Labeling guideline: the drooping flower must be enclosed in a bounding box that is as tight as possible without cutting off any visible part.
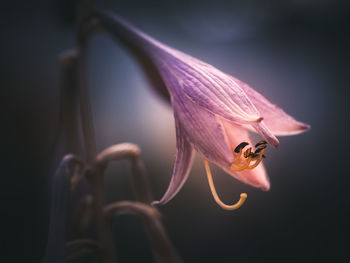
[96,11,310,209]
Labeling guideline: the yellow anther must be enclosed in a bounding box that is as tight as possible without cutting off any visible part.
[247,148,266,170]
[229,141,267,171]
[204,159,247,210]
[229,155,252,171]
[244,147,251,158]
[232,148,243,162]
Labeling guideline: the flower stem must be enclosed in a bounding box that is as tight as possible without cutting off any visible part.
[76,1,117,262]
[96,143,153,203]
[87,167,117,263]
[104,201,181,263]
[57,50,82,155]
[77,35,97,163]
[77,41,117,262]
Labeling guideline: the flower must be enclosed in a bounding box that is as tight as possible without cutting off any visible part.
[96,11,310,209]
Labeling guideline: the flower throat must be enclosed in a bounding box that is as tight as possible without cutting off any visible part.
[204,140,267,210]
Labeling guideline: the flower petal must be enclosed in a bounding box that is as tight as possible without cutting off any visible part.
[152,114,195,205]
[97,11,263,124]
[223,162,270,191]
[252,121,279,147]
[155,54,263,124]
[220,119,270,190]
[172,92,233,167]
[233,77,310,136]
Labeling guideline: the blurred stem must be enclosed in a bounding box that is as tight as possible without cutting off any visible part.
[57,50,82,155]
[65,239,100,261]
[105,201,180,263]
[44,155,83,263]
[96,143,153,203]
[86,167,117,263]
[130,156,153,203]
[77,31,97,163]
[73,195,94,235]
[76,1,117,262]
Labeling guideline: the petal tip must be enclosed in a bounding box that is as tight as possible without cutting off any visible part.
[261,183,270,191]
[259,176,270,191]
[299,123,311,132]
[277,122,311,136]
[269,137,280,148]
[151,200,160,206]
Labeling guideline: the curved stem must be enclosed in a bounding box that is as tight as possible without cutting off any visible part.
[104,201,180,263]
[96,143,153,203]
[204,159,247,210]
[65,239,100,262]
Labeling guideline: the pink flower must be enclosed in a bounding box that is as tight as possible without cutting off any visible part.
[97,11,310,209]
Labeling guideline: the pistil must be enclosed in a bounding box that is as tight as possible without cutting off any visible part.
[204,159,247,210]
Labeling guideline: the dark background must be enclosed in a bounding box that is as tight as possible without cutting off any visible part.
[1,0,350,262]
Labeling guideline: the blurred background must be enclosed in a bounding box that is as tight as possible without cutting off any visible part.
[1,0,350,262]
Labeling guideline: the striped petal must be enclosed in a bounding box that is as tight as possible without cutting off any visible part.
[97,11,263,125]
[172,94,233,168]
[152,113,195,205]
[232,77,310,136]
[153,53,263,124]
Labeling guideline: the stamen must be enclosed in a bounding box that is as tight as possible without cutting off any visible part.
[230,155,252,171]
[234,142,249,153]
[247,148,266,170]
[255,140,267,148]
[233,148,243,162]
[230,140,268,171]
[254,146,266,155]
[232,142,250,165]
[204,159,247,210]
[244,147,252,158]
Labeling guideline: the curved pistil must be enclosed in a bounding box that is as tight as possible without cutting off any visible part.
[204,159,247,210]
